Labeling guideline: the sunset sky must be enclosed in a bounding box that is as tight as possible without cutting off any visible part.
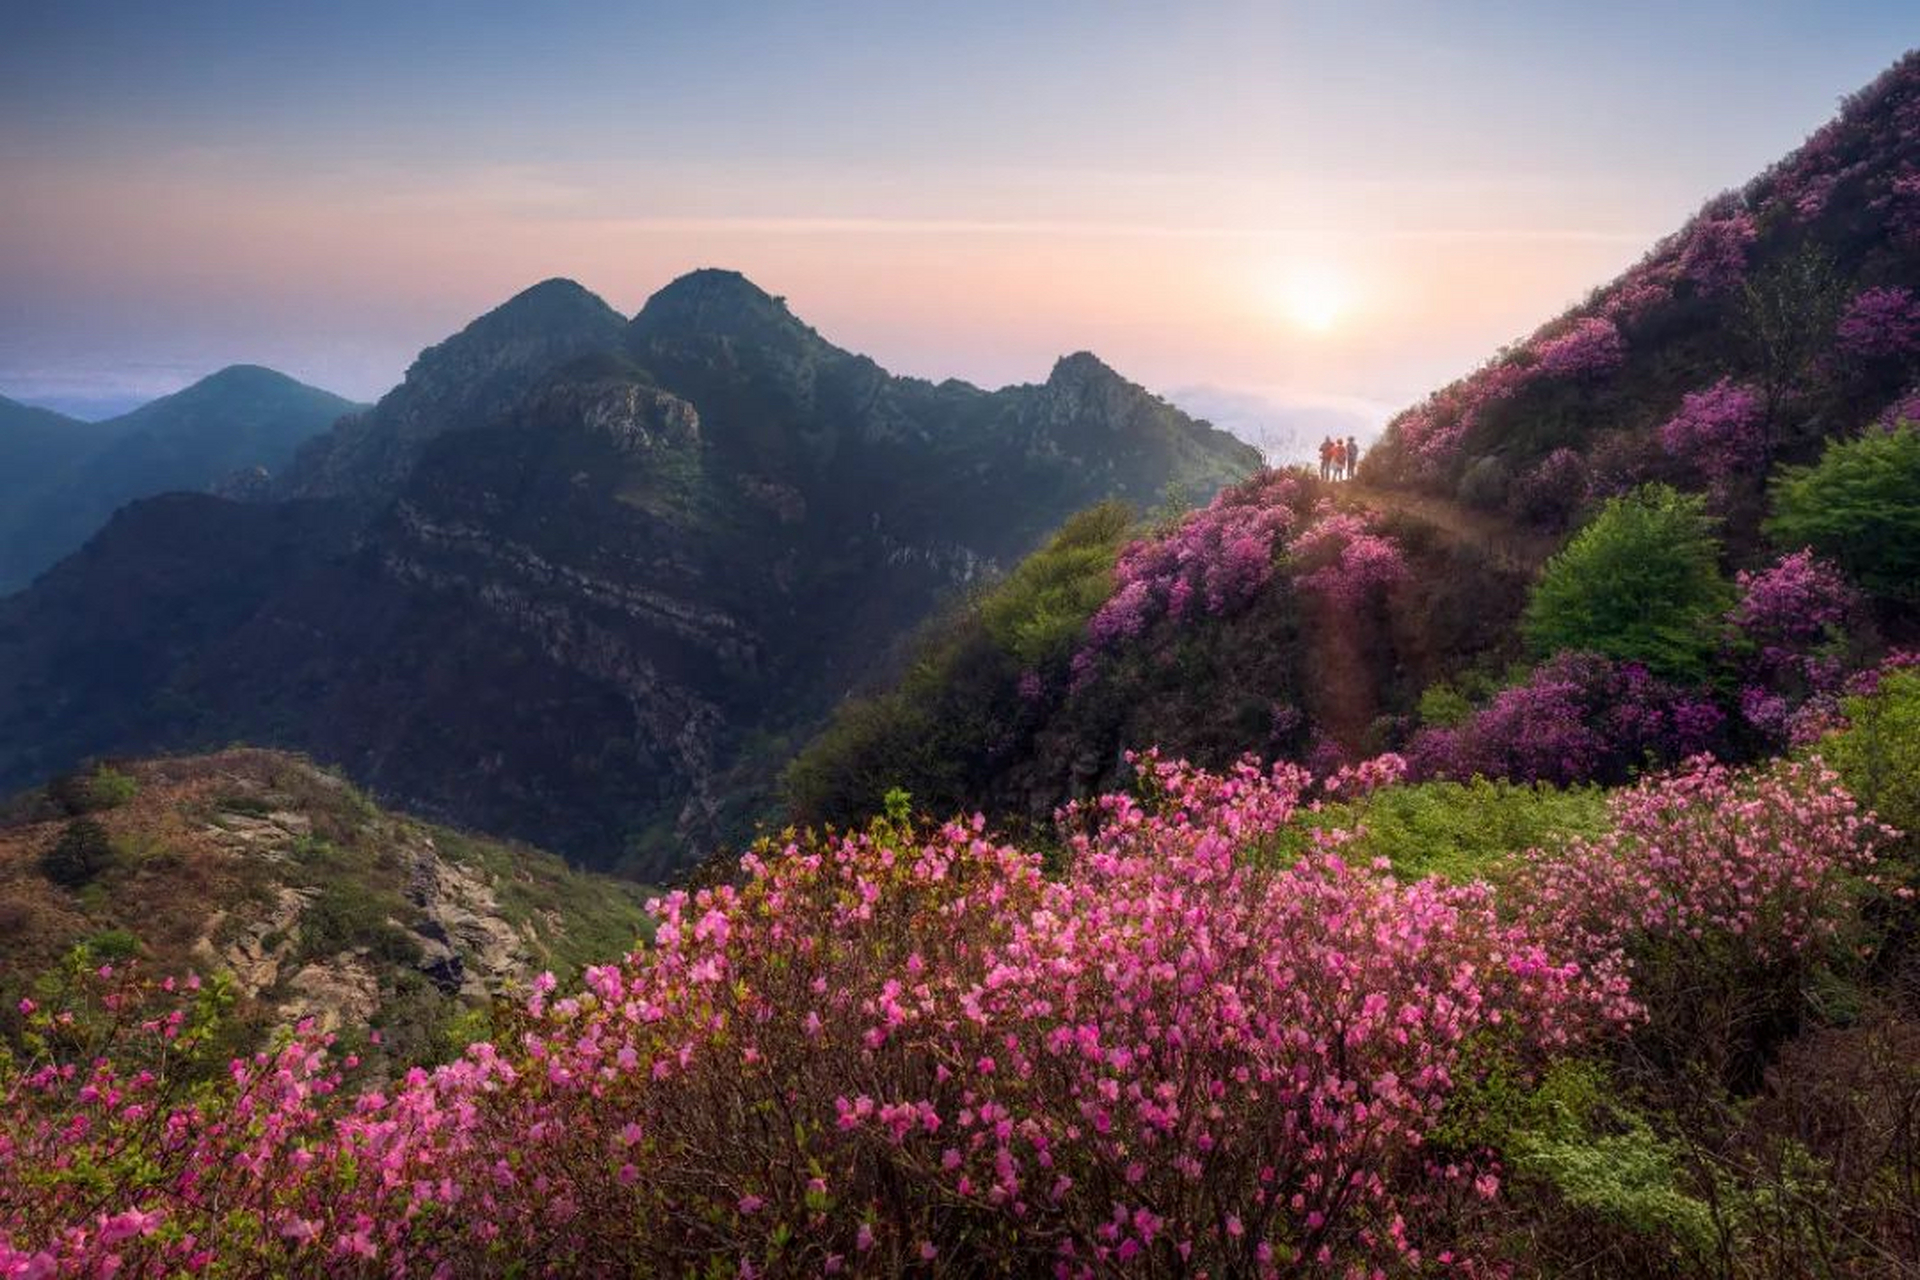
[2,1,1913,446]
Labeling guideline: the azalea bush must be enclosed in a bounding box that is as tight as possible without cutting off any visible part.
[4,754,1633,1278]
[1725,548,1860,741]
[1405,651,1723,788]
[1834,284,1920,361]
[1285,507,1410,607]
[1533,316,1626,381]
[1656,377,1767,490]
[1515,754,1896,1083]
[1083,470,1307,652]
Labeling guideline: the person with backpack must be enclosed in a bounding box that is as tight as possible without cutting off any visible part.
[1318,436,1333,481]
[1345,435,1360,480]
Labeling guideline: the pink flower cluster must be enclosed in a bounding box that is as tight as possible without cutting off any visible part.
[1835,285,1920,361]
[1389,328,1621,474]
[1675,212,1759,294]
[1286,507,1410,607]
[2,755,1634,1278]
[1657,377,1767,486]
[1730,550,1856,675]
[1372,51,1920,485]
[1532,316,1626,381]
[1518,755,1892,972]
[1084,470,1308,650]
[1877,385,1920,431]
[1406,651,1723,787]
[1726,550,1858,742]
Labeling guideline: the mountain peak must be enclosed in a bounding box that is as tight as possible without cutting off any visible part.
[630,268,822,349]
[468,278,623,338]
[1047,351,1124,387]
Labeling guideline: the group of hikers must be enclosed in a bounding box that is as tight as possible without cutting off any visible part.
[1319,435,1361,482]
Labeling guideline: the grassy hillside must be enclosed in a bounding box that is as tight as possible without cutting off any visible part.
[0,748,653,1065]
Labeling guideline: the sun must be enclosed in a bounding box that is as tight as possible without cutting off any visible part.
[1275,263,1354,334]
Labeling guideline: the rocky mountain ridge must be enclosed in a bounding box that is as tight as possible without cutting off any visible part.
[0,749,653,1060]
[0,270,1261,877]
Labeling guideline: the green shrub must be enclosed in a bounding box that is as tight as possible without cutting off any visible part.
[1449,1059,1720,1272]
[1818,667,1920,839]
[86,767,137,808]
[978,502,1132,667]
[1522,484,1733,680]
[39,818,117,889]
[1766,424,1920,602]
[47,765,138,815]
[788,503,1135,828]
[79,928,143,963]
[1415,681,1474,728]
[296,882,419,965]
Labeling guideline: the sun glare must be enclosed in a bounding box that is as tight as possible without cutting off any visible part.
[1275,263,1354,334]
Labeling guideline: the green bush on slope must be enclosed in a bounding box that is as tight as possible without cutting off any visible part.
[1766,423,1920,603]
[785,503,1135,828]
[1818,665,1920,840]
[1522,484,1733,681]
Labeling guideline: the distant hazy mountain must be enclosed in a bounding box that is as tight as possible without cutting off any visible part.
[0,366,360,592]
[0,395,117,530]
[0,270,1261,876]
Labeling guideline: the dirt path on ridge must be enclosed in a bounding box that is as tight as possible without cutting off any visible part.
[1343,484,1562,575]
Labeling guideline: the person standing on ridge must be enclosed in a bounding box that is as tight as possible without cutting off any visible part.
[1318,436,1333,481]
[1331,437,1347,481]
[1345,435,1360,480]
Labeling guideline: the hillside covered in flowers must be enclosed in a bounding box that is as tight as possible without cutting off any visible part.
[5,46,1920,1280]
[786,52,1920,838]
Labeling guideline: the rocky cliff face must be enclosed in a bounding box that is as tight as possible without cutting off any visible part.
[0,269,1261,877]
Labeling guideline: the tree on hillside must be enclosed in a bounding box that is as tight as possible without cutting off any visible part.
[1736,246,1845,457]
[1522,485,1733,681]
[1766,423,1920,602]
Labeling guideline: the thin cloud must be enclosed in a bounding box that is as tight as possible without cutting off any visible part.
[572,214,1652,246]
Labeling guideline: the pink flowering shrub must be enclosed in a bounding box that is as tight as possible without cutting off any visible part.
[1726,550,1859,741]
[1657,377,1767,486]
[1405,652,1723,787]
[1286,507,1409,607]
[1675,212,1758,294]
[1514,755,1896,1079]
[1083,470,1307,652]
[1532,316,1626,381]
[1520,755,1888,969]
[1877,385,1920,431]
[1,756,1632,1278]
[1834,285,1920,361]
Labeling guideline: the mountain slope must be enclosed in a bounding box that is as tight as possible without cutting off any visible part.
[0,748,652,1063]
[0,396,123,563]
[0,271,1260,876]
[785,49,1920,833]
[279,278,629,505]
[1363,51,1920,529]
[0,367,359,592]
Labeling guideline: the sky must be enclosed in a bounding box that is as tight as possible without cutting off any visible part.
[1,2,1914,447]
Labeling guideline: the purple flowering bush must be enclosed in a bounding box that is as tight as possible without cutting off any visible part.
[1405,652,1723,787]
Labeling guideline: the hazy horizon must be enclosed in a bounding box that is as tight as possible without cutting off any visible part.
[4,1,1914,451]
